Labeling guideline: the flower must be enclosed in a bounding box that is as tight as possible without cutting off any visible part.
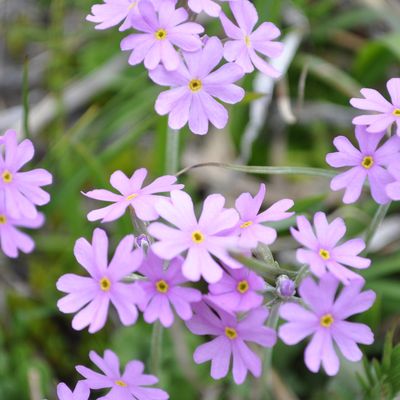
[186,300,276,384]
[386,160,400,200]
[220,0,283,77]
[234,183,294,248]
[0,129,52,219]
[76,350,169,399]
[187,0,229,17]
[57,228,144,333]
[0,200,44,258]
[83,168,183,223]
[326,126,400,204]
[207,266,265,312]
[148,190,241,283]
[135,250,202,327]
[86,0,140,31]
[290,212,370,284]
[121,0,204,71]
[279,274,375,376]
[149,36,245,135]
[57,381,90,400]
[350,78,400,136]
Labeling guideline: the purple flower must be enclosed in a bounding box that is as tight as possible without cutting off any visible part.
[234,183,294,248]
[121,0,204,71]
[0,129,52,219]
[148,190,241,283]
[350,78,400,136]
[386,160,400,200]
[149,36,245,135]
[76,350,169,399]
[135,250,202,327]
[57,381,89,400]
[220,0,283,77]
[186,300,276,384]
[0,200,44,258]
[57,228,144,333]
[83,168,183,223]
[279,274,375,376]
[86,0,141,31]
[326,126,400,204]
[290,212,370,284]
[207,267,265,312]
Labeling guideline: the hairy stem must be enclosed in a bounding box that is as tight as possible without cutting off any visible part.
[150,321,164,375]
[364,202,391,252]
[165,128,180,175]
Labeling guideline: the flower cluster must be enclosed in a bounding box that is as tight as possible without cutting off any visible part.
[86,0,283,134]
[0,129,52,258]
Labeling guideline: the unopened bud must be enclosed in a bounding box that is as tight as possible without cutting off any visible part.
[136,234,149,250]
[276,275,295,298]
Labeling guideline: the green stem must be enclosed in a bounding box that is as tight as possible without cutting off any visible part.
[176,162,336,179]
[150,321,164,375]
[165,128,180,174]
[22,57,30,139]
[364,203,391,252]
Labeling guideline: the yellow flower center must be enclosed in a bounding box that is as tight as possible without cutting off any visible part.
[1,170,13,183]
[244,35,251,47]
[236,280,249,294]
[188,79,202,93]
[126,193,138,201]
[99,277,111,292]
[240,220,253,229]
[225,327,238,340]
[155,279,169,293]
[155,29,167,40]
[393,108,400,117]
[319,248,330,260]
[115,380,128,387]
[191,230,205,244]
[0,215,7,224]
[320,313,334,328]
[361,156,374,169]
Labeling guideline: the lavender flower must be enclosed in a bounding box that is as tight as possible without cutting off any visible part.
[235,183,294,248]
[135,250,202,327]
[207,267,265,312]
[350,78,400,135]
[0,129,52,219]
[57,382,89,400]
[220,0,283,77]
[149,36,245,135]
[83,168,183,222]
[148,190,241,283]
[186,301,276,384]
[326,126,400,204]
[57,229,144,333]
[121,0,204,71]
[279,274,375,376]
[290,212,370,284]
[76,350,169,399]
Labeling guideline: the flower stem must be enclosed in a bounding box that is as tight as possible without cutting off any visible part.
[364,202,391,252]
[165,128,180,175]
[150,321,164,375]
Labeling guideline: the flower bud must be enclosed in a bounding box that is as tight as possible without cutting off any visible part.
[276,275,295,298]
[135,234,149,250]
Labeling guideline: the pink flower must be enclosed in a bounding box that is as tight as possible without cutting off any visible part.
[350,78,400,136]
[186,300,276,384]
[234,183,294,248]
[290,212,370,284]
[76,350,169,399]
[207,266,265,312]
[135,250,202,327]
[0,200,44,258]
[121,0,204,71]
[83,168,183,223]
[386,160,400,200]
[0,129,52,219]
[220,0,283,77]
[86,0,140,31]
[56,229,144,333]
[326,126,400,204]
[279,274,375,376]
[57,381,89,400]
[148,190,241,283]
[149,36,245,135]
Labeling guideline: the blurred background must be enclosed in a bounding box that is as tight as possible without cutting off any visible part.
[1,0,400,398]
